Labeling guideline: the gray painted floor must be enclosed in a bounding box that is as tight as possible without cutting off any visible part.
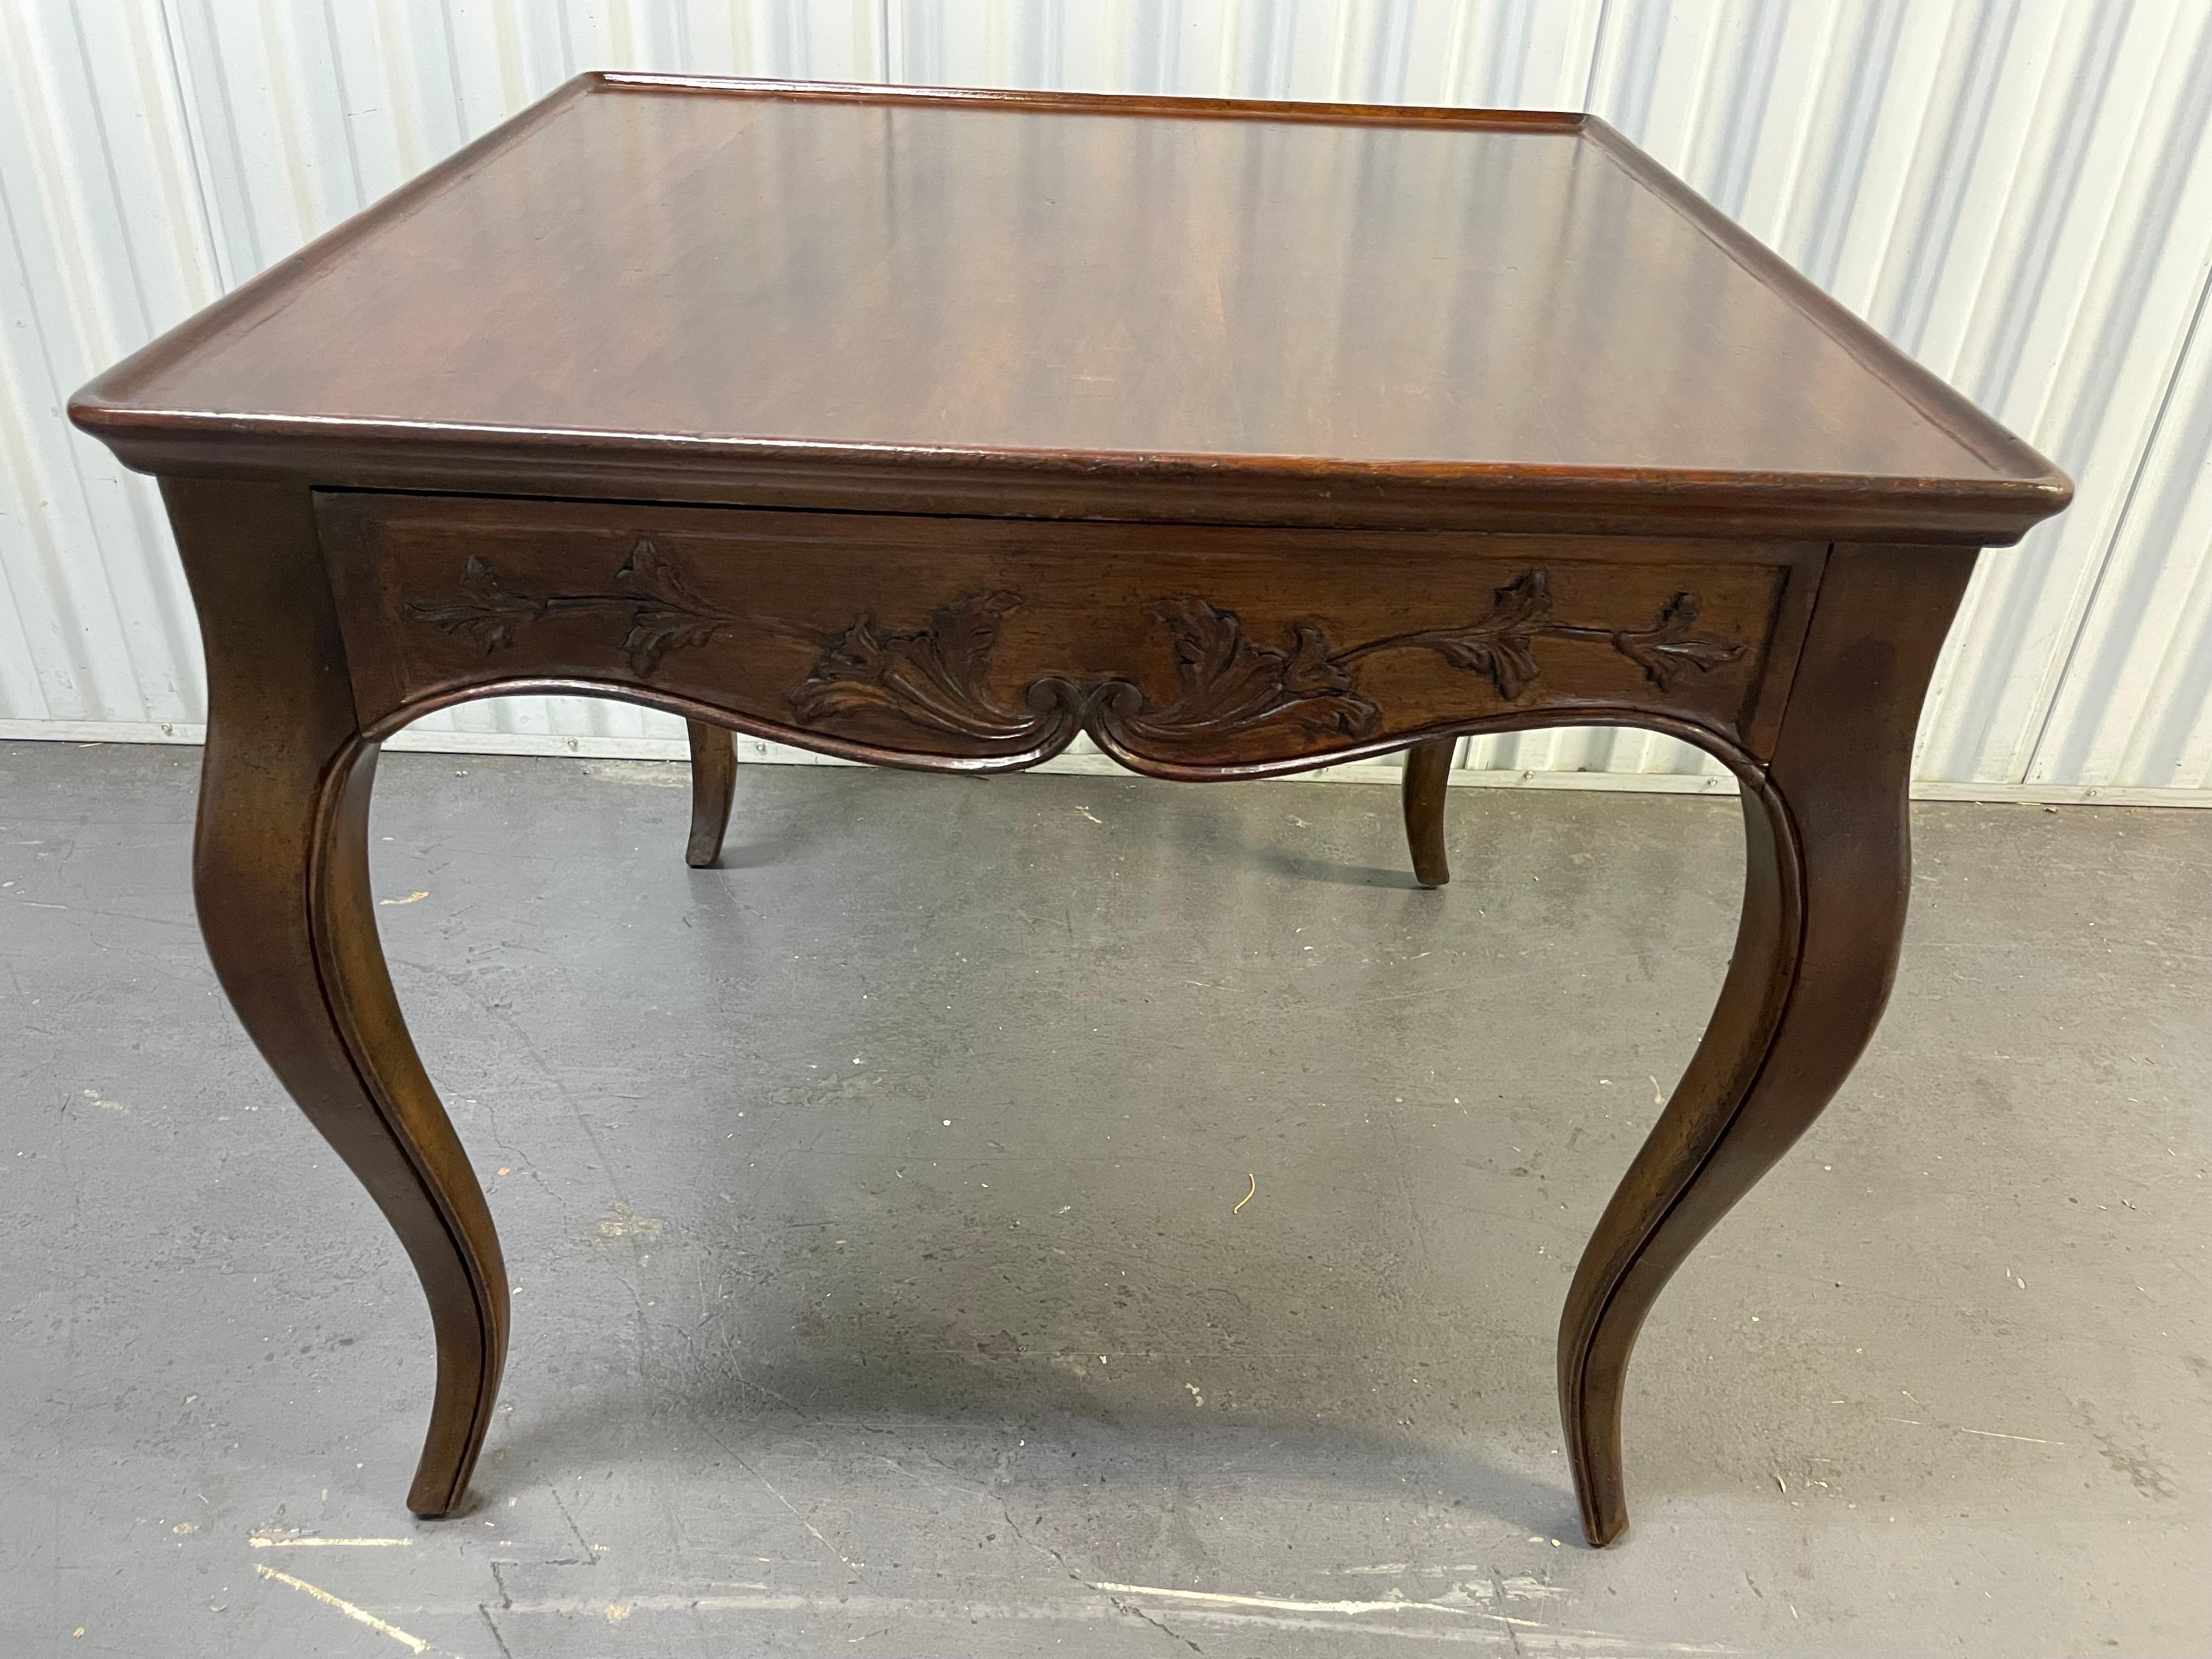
[2,740,2207,1658]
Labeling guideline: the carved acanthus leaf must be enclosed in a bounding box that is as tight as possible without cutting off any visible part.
[1408,569,1553,701]
[610,542,735,677]
[404,548,1747,757]
[782,570,1743,752]
[1121,598,1380,742]
[1610,591,1745,691]
[786,590,1043,742]
[402,541,737,676]
[402,555,545,654]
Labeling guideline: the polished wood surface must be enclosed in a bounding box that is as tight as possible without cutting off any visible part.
[1401,739,1456,888]
[1557,544,1974,1543]
[683,721,737,867]
[70,74,2073,1548]
[317,492,1819,776]
[162,477,506,1515]
[74,77,2065,541]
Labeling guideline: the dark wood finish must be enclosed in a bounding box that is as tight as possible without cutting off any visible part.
[1556,544,1974,1545]
[72,78,2066,543]
[315,492,1815,778]
[684,720,736,867]
[69,75,2073,1546]
[162,476,506,1516]
[1402,738,1455,887]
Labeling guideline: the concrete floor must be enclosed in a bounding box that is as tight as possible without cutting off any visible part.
[2,740,2207,1658]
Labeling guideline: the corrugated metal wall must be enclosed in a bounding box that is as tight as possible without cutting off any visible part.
[5,0,2208,801]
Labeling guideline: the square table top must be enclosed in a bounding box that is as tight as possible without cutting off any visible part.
[74,74,2068,543]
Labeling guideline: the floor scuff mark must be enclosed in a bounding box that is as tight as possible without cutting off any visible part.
[255,1564,430,1653]
[249,1534,415,1549]
[498,1587,1736,1649]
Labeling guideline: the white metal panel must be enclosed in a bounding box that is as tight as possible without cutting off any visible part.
[888,0,1602,107]
[1577,0,2212,793]
[1911,0,2212,787]
[0,0,216,727]
[3,0,2208,800]
[2028,281,2212,792]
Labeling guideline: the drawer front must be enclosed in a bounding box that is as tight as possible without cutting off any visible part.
[317,492,1822,773]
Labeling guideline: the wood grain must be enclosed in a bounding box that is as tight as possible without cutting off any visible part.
[1402,738,1456,888]
[71,76,2066,544]
[319,493,1817,775]
[1556,544,1975,1545]
[164,477,506,1516]
[684,720,737,868]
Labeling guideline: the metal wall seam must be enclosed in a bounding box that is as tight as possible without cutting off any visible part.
[2027,263,2212,791]
[2,0,215,726]
[2,0,2207,798]
[1915,0,2212,787]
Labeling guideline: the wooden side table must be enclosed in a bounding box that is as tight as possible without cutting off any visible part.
[70,75,2069,1545]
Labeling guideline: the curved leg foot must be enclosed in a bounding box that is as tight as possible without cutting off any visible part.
[168,479,508,1516]
[685,720,737,868]
[1556,545,1976,1546]
[1402,737,1455,887]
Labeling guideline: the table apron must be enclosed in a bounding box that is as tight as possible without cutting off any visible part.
[314,490,1826,776]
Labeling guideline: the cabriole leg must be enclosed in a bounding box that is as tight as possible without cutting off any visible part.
[167,478,508,1516]
[684,720,737,868]
[1556,545,1976,1545]
[1402,736,1455,887]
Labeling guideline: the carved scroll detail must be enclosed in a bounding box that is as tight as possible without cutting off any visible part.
[1114,599,1379,743]
[402,541,738,677]
[402,549,1746,754]
[1330,569,1744,700]
[782,591,1045,743]
[787,568,1745,748]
